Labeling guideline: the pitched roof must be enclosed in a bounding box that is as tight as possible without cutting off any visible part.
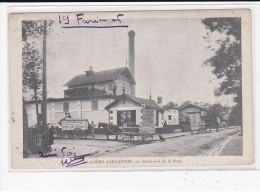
[178,103,208,111]
[105,94,164,111]
[130,96,163,110]
[64,67,136,87]
[24,94,119,104]
[163,105,178,109]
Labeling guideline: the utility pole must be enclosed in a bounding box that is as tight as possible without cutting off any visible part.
[42,20,47,131]
[42,20,50,151]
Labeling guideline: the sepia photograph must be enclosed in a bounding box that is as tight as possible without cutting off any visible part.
[9,9,253,169]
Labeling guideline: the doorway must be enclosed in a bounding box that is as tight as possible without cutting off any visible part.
[117,110,136,127]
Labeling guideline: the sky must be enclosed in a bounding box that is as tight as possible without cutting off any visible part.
[33,17,234,106]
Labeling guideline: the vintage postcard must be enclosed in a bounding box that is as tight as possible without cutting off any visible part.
[9,9,253,170]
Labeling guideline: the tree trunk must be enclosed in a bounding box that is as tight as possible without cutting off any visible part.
[32,67,40,128]
[34,87,40,128]
[23,98,29,129]
[42,20,47,132]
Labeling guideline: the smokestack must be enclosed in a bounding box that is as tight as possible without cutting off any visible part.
[157,96,163,107]
[128,30,135,96]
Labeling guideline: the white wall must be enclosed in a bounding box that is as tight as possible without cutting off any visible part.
[82,110,109,125]
[163,109,179,125]
[25,98,115,127]
[158,111,164,128]
[108,98,141,125]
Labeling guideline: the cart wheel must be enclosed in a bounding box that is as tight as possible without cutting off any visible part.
[73,133,81,139]
[59,132,65,139]
[68,132,73,139]
[140,136,146,143]
[73,128,82,139]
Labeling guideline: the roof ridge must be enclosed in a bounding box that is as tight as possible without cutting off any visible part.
[72,67,127,77]
[64,67,130,87]
[93,66,127,74]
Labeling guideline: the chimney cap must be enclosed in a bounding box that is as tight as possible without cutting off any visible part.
[157,96,163,106]
[128,30,135,37]
[85,66,94,76]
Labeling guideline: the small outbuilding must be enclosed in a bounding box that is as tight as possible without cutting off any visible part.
[105,94,164,129]
[179,103,208,131]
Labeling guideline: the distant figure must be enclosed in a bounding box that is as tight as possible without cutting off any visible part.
[125,116,134,127]
[49,127,54,145]
[216,117,220,132]
[163,121,167,127]
[89,121,96,138]
[159,134,165,142]
[64,112,72,118]
[216,121,220,132]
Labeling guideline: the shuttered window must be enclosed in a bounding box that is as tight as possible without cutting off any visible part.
[63,102,69,112]
[92,100,98,110]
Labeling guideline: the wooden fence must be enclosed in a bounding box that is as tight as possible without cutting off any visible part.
[23,128,50,158]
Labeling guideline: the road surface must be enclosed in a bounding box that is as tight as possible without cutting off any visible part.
[50,126,242,158]
[96,126,242,157]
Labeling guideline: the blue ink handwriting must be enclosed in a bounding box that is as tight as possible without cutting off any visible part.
[60,147,87,168]
[59,13,128,29]
[38,150,58,158]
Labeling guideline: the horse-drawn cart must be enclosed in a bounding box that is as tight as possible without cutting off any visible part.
[56,118,91,139]
[119,125,155,143]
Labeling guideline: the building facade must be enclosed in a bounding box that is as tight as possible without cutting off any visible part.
[179,103,208,130]
[163,107,179,126]
[64,67,136,98]
[24,30,167,130]
[25,95,117,127]
[105,94,164,128]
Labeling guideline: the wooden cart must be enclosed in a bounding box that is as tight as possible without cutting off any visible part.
[56,118,90,139]
[119,125,155,143]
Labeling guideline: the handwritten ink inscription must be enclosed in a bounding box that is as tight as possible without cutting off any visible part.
[60,147,87,168]
[59,13,128,29]
[38,147,87,168]
[38,150,58,158]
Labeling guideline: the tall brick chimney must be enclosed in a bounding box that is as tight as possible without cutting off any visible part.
[128,30,136,96]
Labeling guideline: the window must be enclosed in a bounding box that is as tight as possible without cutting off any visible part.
[92,100,98,110]
[201,111,206,116]
[63,102,69,112]
[110,110,113,114]
[168,115,172,120]
[108,83,113,91]
[110,116,113,120]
